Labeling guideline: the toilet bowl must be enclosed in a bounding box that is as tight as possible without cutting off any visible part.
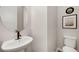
[63,46,77,52]
[62,36,77,52]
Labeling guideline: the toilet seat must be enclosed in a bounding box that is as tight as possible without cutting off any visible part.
[63,46,77,52]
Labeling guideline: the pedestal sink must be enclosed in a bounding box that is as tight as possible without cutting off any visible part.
[1,36,33,52]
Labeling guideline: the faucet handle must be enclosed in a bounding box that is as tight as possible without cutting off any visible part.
[15,30,19,33]
[15,30,21,40]
[15,30,21,36]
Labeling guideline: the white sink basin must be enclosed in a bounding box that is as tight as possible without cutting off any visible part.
[1,36,33,52]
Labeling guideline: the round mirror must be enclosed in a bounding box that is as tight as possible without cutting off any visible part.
[66,7,74,14]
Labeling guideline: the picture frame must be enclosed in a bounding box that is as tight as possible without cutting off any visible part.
[62,14,77,29]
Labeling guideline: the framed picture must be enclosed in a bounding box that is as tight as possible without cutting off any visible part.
[62,14,77,29]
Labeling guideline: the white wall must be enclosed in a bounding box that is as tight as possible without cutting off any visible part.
[31,6,47,52]
[21,7,32,36]
[31,6,57,52]
[47,6,57,52]
[57,6,79,51]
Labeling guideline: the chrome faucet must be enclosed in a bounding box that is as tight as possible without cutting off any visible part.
[16,30,21,40]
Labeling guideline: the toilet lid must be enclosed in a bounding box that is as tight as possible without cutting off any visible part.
[63,46,77,52]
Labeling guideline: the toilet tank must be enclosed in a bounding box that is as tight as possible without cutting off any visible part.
[64,36,76,48]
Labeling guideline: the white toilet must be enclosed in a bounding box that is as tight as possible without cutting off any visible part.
[63,36,77,52]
